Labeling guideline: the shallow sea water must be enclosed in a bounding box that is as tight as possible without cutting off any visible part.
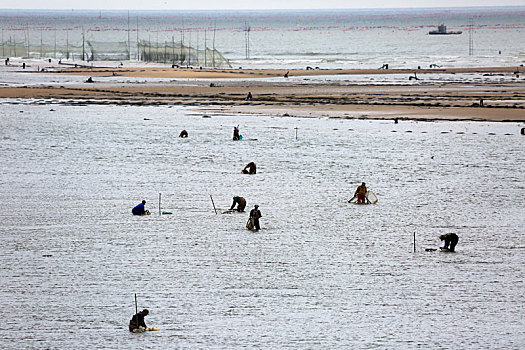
[1,104,524,349]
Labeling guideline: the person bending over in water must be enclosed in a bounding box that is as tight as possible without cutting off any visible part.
[242,162,256,174]
[179,129,188,138]
[233,126,240,140]
[439,233,459,252]
[354,182,367,204]
[129,309,149,332]
[132,200,149,215]
[230,196,247,212]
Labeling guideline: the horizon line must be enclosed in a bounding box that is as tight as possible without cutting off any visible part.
[1,5,524,11]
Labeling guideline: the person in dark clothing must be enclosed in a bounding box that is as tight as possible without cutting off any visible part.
[439,233,459,252]
[242,162,256,174]
[230,196,246,212]
[179,129,188,138]
[246,91,253,100]
[249,205,262,231]
[354,182,367,204]
[132,200,147,215]
[233,126,240,140]
[129,309,149,332]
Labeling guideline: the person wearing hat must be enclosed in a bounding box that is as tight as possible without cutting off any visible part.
[132,200,148,215]
[230,196,247,212]
[439,233,459,252]
[354,182,368,204]
[129,309,149,332]
[249,205,262,231]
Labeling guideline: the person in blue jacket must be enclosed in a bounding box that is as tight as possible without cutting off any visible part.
[132,200,147,215]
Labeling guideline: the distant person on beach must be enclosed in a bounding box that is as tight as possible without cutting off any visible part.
[233,126,240,140]
[249,205,262,231]
[354,182,367,204]
[246,91,253,100]
[132,200,148,215]
[439,233,459,252]
[179,129,188,138]
[85,77,94,83]
[129,309,149,332]
[242,162,256,174]
[230,196,247,212]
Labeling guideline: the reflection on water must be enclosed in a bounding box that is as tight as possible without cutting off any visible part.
[1,104,524,349]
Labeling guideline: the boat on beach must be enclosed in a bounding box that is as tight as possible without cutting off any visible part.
[429,24,462,35]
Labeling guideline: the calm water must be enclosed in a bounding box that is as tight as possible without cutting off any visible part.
[1,104,524,349]
[1,7,524,68]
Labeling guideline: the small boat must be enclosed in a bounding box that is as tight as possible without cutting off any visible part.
[429,24,462,35]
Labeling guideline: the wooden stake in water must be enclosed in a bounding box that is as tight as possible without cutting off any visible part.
[210,195,217,215]
[295,127,298,140]
[159,193,161,216]
[134,293,139,328]
[413,232,416,253]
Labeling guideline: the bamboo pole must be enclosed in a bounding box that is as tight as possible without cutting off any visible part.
[413,232,416,253]
[134,293,139,329]
[210,195,217,214]
[159,193,161,216]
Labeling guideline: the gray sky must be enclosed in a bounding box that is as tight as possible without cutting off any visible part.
[0,0,523,10]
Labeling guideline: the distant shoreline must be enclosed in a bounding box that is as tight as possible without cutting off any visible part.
[41,65,525,79]
[1,65,524,122]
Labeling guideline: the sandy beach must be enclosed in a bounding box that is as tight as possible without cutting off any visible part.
[1,65,524,122]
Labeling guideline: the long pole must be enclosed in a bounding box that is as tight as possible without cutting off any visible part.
[134,293,139,328]
[212,21,216,68]
[159,193,161,216]
[413,232,416,253]
[82,26,85,61]
[210,195,217,214]
[26,26,29,58]
[66,29,69,60]
[127,10,130,60]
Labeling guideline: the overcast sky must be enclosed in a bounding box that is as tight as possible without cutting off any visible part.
[0,0,523,10]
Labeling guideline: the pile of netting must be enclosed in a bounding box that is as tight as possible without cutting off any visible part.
[138,40,231,68]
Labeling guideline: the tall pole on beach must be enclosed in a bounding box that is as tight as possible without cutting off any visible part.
[180,26,184,65]
[127,10,131,60]
[468,17,474,56]
[413,232,416,253]
[25,26,29,58]
[204,29,207,67]
[159,193,161,216]
[82,26,85,61]
[212,21,216,68]
[172,35,175,65]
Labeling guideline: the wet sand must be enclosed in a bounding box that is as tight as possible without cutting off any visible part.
[40,64,525,79]
[1,65,524,122]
